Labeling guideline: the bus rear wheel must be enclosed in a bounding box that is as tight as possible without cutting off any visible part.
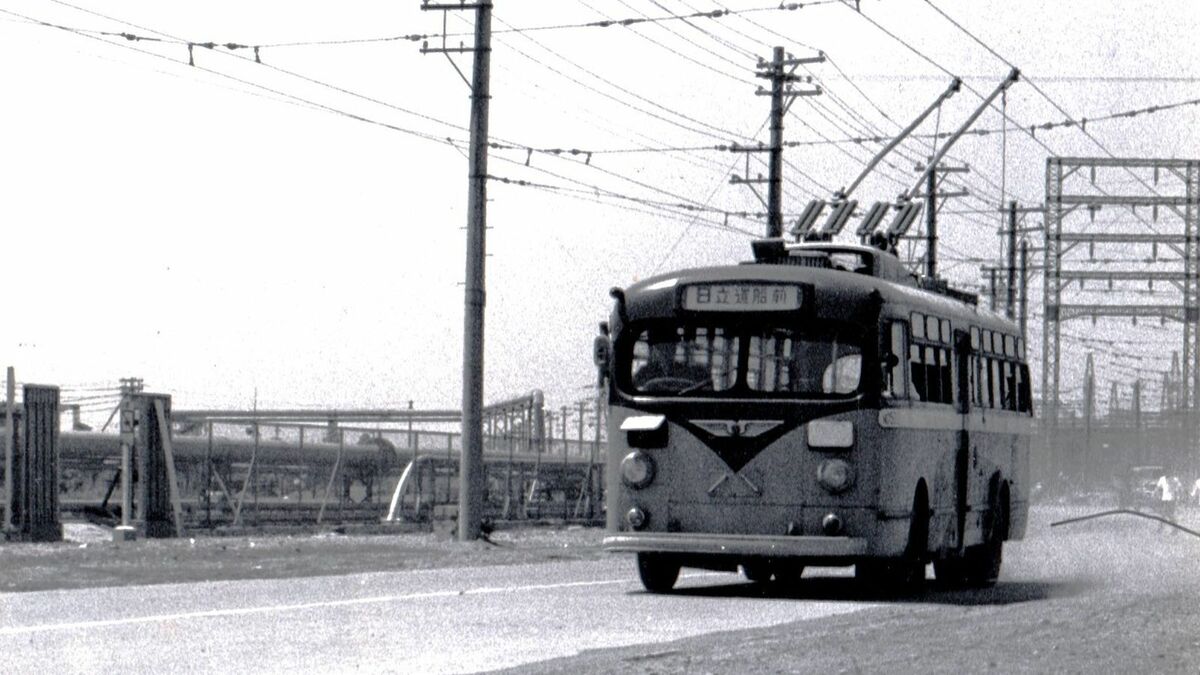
[637,553,681,593]
[742,560,773,584]
[964,487,1008,586]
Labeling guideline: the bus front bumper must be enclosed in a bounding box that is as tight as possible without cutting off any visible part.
[602,532,868,558]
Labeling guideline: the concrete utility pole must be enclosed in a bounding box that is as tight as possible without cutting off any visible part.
[1019,238,1029,343]
[924,170,937,278]
[422,1,493,542]
[732,47,822,238]
[1006,201,1018,320]
[4,367,13,531]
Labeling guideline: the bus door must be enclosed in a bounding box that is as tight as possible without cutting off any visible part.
[953,330,971,551]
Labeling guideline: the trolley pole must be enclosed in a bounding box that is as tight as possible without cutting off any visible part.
[421,1,493,541]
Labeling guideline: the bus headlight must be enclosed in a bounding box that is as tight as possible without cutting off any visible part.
[816,459,854,494]
[620,451,656,489]
[807,420,854,450]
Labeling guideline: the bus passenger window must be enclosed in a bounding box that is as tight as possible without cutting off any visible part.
[1003,361,1018,411]
[939,347,953,404]
[973,355,984,406]
[883,322,908,398]
[1018,364,1032,412]
[982,358,994,408]
[990,359,1003,409]
[924,346,940,402]
[910,344,927,401]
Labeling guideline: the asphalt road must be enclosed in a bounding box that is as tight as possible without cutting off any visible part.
[2,505,1199,673]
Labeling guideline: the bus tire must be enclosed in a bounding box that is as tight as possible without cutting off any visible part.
[637,553,681,593]
[964,483,1008,587]
[742,560,773,584]
[773,564,805,587]
[933,556,968,587]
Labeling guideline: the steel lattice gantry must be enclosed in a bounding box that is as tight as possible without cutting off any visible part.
[1043,157,1200,475]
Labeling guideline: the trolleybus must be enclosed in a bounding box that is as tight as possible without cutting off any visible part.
[597,239,1033,592]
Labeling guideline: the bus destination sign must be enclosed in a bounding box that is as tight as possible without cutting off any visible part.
[683,284,801,311]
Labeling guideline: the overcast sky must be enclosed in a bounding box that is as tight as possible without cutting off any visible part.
[2,0,1197,424]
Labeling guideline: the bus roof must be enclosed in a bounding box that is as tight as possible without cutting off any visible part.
[616,244,1018,335]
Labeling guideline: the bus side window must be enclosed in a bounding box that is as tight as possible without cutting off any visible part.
[990,358,1003,409]
[938,347,953,404]
[982,357,993,408]
[1003,361,1017,411]
[925,346,940,402]
[1018,364,1033,412]
[909,344,927,401]
[884,321,909,399]
[974,354,985,406]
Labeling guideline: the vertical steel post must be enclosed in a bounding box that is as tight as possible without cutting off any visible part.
[205,421,213,529]
[458,1,492,542]
[120,396,132,528]
[577,399,587,516]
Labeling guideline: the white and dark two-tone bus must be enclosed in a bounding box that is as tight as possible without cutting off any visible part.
[597,240,1033,592]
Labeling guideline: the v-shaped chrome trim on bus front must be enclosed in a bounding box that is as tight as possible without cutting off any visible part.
[690,419,783,438]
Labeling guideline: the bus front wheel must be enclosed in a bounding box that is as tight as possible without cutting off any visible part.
[637,553,681,593]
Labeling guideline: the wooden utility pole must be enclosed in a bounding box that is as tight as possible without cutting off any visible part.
[924,170,938,278]
[422,2,493,541]
[732,47,822,237]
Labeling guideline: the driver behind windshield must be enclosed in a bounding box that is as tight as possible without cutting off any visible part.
[634,330,712,393]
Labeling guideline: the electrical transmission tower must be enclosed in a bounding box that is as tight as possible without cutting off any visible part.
[1043,157,1200,477]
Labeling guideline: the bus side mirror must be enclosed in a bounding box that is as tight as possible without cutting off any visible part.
[882,352,899,369]
[593,335,611,367]
[594,335,612,388]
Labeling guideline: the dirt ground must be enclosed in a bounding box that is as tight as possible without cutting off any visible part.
[513,504,1200,674]
[0,521,605,593]
[5,505,1200,673]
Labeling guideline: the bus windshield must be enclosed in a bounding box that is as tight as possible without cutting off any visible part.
[625,324,863,397]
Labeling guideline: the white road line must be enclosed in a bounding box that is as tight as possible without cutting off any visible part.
[0,572,721,637]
